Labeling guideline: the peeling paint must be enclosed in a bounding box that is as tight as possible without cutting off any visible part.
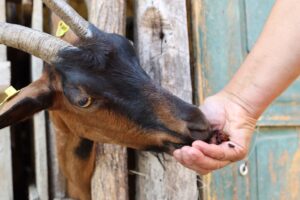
[268,153,277,184]
[284,145,300,199]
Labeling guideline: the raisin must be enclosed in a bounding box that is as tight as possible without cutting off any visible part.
[214,130,230,145]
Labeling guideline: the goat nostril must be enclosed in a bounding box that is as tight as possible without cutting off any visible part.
[189,129,211,142]
[184,108,213,142]
[187,122,213,142]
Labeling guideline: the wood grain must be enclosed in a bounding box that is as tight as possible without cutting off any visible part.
[48,122,68,198]
[0,1,14,199]
[192,1,247,199]
[30,0,49,199]
[0,1,13,200]
[89,1,128,200]
[0,0,6,62]
[134,0,198,199]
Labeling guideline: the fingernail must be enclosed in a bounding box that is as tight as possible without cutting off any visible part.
[228,143,235,148]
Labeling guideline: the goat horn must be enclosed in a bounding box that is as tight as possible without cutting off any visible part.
[42,0,92,39]
[0,22,73,64]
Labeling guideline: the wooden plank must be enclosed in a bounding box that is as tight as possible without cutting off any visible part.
[195,0,246,97]
[134,0,198,199]
[0,0,6,62]
[47,2,68,199]
[29,185,39,200]
[88,1,128,200]
[31,0,49,199]
[190,0,204,105]
[255,128,300,200]
[206,134,258,200]
[48,122,68,198]
[191,1,248,199]
[0,1,14,199]
[0,62,11,86]
[88,0,126,34]
[209,128,300,200]
[205,128,300,200]
[192,0,300,199]
[0,127,14,200]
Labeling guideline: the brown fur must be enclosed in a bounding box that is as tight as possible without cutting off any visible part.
[51,115,96,200]
[0,11,212,200]
[50,14,185,199]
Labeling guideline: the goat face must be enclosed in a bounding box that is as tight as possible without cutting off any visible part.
[0,0,213,154]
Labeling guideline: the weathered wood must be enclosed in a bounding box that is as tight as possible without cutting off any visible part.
[135,1,198,199]
[48,122,68,198]
[89,1,128,200]
[31,0,49,199]
[29,185,39,200]
[255,128,300,200]
[0,1,14,199]
[0,0,7,62]
[88,0,126,34]
[91,145,128,200]
[205,128,300,200]
[190,0,204,106]
[0,62,11,86]
[0,127,13,200]
[192,1,248,199]
[47,3,69,199]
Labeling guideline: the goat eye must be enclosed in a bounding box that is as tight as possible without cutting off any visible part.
[78,97,93,108]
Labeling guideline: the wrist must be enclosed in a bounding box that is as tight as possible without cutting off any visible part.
[217,89,261,121]
[222,78,271,119]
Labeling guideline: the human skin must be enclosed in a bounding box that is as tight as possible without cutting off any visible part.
[173,0,300,174]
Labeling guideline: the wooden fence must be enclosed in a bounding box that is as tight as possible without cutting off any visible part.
[0,0,14,199]
[0,0,203,199]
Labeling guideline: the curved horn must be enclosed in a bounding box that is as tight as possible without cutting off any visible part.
[0,22,73,64]
[42,0,92,39]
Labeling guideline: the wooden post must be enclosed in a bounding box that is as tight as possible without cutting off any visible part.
[89,1,129,200]
[30,0,49,199]
[48,122,68,199]
[47,2,69,199]
[134,0,199,199]
[0,0,14,199]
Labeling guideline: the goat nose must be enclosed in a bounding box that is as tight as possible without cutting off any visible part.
[164,92,213,141]
[188,124,212,142]
[183,107,213,142]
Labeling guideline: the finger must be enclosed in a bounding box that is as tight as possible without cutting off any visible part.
[179,146,230,171]
[192,141,226,160]
[174,148,210,175]
[192,140,247,162]
[173,149,183,163]
[192,167,211,175]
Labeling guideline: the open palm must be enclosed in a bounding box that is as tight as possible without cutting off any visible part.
[173,92,257,175]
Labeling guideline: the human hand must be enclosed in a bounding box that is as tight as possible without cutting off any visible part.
[173,91,257,175]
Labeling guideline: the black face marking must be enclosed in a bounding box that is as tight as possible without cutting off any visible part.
[74,138,94,160]
[52,23,212,147]
[54,26,168,131]
[0,91,53,129]
[144,145,168,153]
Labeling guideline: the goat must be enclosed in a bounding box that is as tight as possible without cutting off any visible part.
[0,0,213,199]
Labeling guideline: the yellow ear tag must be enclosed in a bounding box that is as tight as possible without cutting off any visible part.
[0,86,20,107]
[56,20,70,37]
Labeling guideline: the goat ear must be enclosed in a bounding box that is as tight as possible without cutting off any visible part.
[0,79,54,129]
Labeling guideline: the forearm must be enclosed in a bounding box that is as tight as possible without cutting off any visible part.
[224,0,300,119]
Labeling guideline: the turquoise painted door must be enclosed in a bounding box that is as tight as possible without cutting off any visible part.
[194,0,300,199]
